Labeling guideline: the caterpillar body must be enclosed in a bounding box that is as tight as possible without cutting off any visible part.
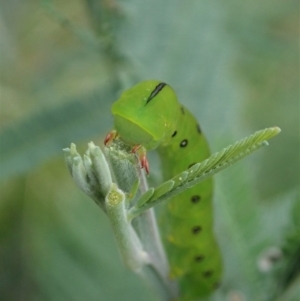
[107,80,222,300]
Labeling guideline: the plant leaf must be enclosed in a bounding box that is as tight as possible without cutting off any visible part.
[130,127,281,217]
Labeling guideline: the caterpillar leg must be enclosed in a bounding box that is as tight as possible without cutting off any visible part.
[104,130,118,146]
[131,145,150,175]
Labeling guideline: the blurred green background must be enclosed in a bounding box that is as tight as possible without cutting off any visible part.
[0,0,299,300]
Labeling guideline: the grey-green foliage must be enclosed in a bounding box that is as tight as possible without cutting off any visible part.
[0,87,119,180]
[64,142,112,208]
[0,0,298,301]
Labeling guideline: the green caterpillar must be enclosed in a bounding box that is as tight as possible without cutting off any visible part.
[106,80,222,300]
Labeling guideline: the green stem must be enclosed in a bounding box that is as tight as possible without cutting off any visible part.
[105,184,148,271]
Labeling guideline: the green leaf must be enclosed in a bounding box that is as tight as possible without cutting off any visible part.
[147,181,175,204]
[134,187,155,209]
[131,127,281,216]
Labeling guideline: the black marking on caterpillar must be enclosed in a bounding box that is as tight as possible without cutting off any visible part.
[192,226,202,234]
[188,162,196,169]
[180,139,188,147]
[146,82,166,104]
[194,255,205,262]
[203,270,213,278]
[197,123,202,134]
[191,195,201,203]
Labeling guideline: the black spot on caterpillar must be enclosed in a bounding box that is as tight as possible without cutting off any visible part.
[180,139,188,147]
[194,255,205,262]
[191,195,201,203]
[203,270,213,278]
[192,226,202,234]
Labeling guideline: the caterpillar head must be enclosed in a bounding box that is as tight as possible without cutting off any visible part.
[111,80,180,150]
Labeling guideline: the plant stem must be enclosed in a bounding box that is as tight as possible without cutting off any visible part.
[131,163,178,299]
[105,184,148,271]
